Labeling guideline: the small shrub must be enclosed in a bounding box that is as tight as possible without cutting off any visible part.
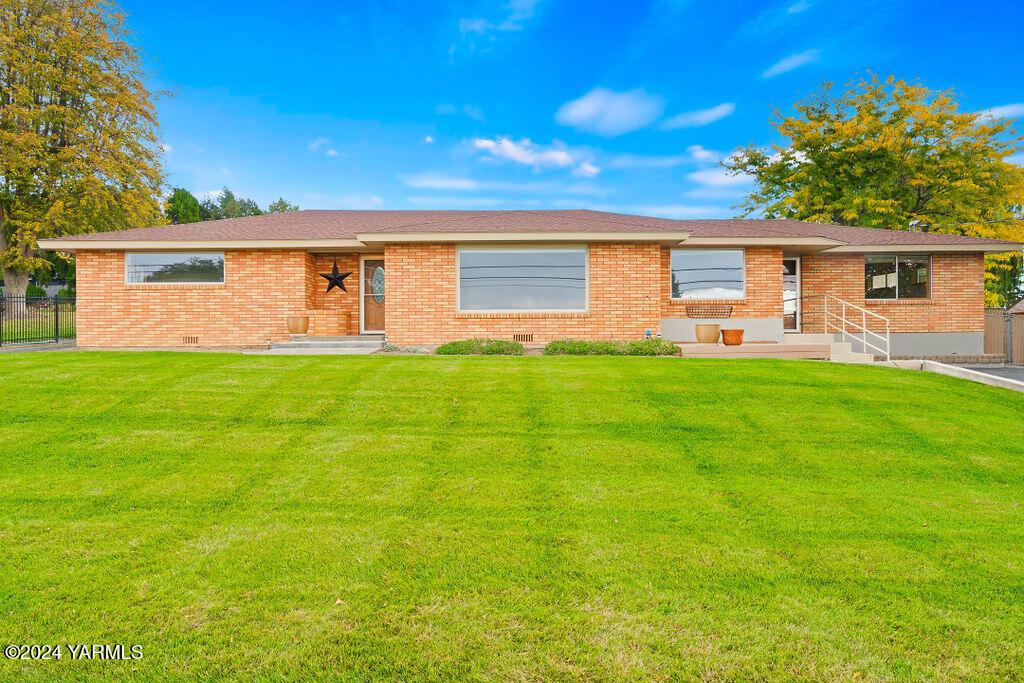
[26,283,47,299]
[381,342,430,354]
[57,286,75,299]
[544,339,621,356]
[544,338,679,356]
[624,338,679,356]
[435,338,524,356]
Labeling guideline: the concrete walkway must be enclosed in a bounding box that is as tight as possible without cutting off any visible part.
[0,341,77,353]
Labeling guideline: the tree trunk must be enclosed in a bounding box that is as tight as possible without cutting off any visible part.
[1,267,30,317]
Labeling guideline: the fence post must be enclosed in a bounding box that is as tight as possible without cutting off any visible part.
[53,295,59,342]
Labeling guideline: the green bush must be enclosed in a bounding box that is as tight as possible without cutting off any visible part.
[57,286,75,299]
[623,338,679,356]
[25,283,47,299]
[435,339,525,356]
[544,338,679,356]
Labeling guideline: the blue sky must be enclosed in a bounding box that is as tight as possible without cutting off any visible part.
[127,0,1024,218]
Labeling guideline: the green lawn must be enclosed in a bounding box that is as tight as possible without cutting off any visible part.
[1,353,1023,680]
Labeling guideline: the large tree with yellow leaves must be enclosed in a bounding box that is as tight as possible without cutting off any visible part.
[0,0,164,298]
[725,76,1024,306]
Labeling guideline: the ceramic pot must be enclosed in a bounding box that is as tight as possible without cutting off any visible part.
[721,328,744,346]
[286,315,309,335]
[694,324,721,344]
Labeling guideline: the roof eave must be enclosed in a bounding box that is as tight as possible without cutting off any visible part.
[823,243,1024,254]
[36,238,368,252]
[354,230,693,246]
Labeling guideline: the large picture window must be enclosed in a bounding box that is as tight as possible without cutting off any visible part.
[670,249,745,299]
[458,247,587,311]
[125,252,225,284]
[865,254,930,300]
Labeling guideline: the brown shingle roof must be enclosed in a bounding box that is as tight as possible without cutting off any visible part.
[42,209,1022,248]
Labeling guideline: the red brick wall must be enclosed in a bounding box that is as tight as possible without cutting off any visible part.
[305,253,361,335]
[801,252,985,333]
[76,249,310,347]
[384,242,663,345]
[660,246,783,319]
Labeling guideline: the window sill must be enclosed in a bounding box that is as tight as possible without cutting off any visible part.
[126,283,226,289]
[667,298,747,304]
[863,299,933,306]
[456,311,589,319]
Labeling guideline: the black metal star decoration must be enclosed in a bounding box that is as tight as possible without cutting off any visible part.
[321,260,352,293]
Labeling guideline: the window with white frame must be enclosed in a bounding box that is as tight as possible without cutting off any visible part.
[864,254,930,300]
[125,252,225,284]
[670,249,745,299]
[457,247,587,311]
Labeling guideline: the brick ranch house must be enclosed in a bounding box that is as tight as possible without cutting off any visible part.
[39,209,1022,356]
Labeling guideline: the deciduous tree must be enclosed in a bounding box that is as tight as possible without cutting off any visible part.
[0,0,165,299]
[164,188,202,224]
[724,75,1024,306]
[267,197,299,213]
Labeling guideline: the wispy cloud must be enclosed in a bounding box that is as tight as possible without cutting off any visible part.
[687,167,755,188]
[762,49,820,78]
[302,193,383,209]
[555,87,664,136]
[459,0,540,36]
[595,204,726,219]
[982,103,1024,118]
[659,103,736,130]
[424,135,435,144]
[788,0,811,13]
[407,196,511,207]
[738,0,814,42]
[400,173,604,195]
[309,137,339,157]
[472,137,598,176]
[436,103,485,121]
[607,145,722,170]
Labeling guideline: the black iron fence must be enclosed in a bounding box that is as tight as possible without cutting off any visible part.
[0,295,76,345]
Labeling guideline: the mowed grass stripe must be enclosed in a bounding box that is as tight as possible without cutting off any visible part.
[0,352,1022,679]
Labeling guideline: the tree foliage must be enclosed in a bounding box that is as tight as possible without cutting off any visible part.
[267,197,299,213]
[164,188,202,224]
[0,0,166,295]
[200,188,263,221]
[724,75,1024,306]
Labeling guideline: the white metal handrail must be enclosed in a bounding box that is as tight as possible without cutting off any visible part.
[823,294,891,361]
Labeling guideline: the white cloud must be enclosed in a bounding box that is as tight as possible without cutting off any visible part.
[659,103,736,130]
[424,135,435,144]
[595,204,726,219]
[687,145,720,162]
[788,0,811,13]
[555,87,664,136]
[687,168,755,188]
[472,137,598,177]
[606,145,722,170]
[303,193,383,209]
[762,49,820,78]
[407,196,509,207]
[982,103,1024,119]
[326,149,339,157]
[460,0,540,35]
[400,173,603,195]
[436,103,484,121]
[308,137,330,151]
[464,104,485,121]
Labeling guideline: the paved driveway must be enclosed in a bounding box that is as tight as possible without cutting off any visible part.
[962,365,1024,382]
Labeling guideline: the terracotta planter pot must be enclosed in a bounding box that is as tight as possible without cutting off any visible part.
[721,328,744,346]
[286,315,309,335]
[694,324,721,344]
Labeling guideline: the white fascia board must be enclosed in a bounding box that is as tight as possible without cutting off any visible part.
[36,239,368,251]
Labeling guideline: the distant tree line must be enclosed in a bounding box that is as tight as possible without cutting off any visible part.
[164,188,299,224]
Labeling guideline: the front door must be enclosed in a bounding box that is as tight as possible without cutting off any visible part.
[361,257,385,333]
[783,257,801,332]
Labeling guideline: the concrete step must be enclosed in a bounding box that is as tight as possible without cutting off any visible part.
[248,347,379,356]
[273,340,384,350]
[830,352,876,364]
[830,341,853,354]
[782,333,834,344]
[289,334,384,342]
